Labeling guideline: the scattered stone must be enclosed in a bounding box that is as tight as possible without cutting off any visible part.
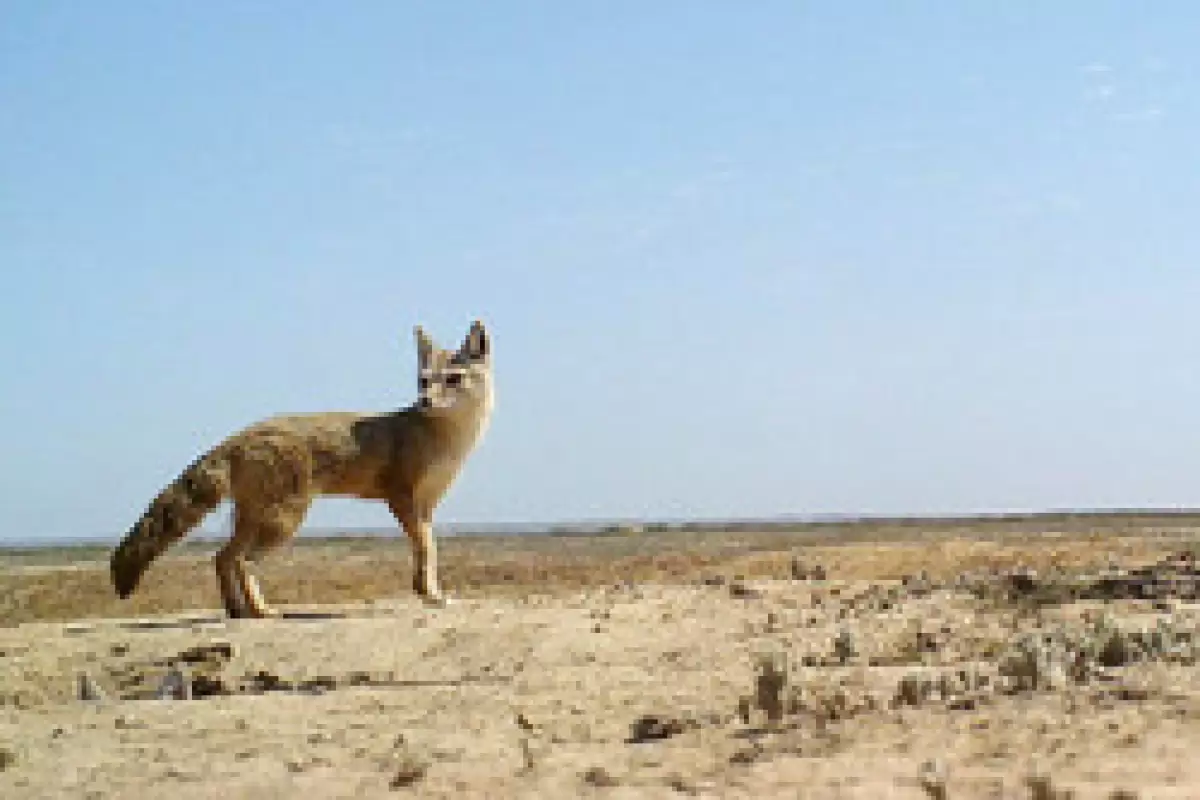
[895,671,934,708]
[1007,568,1039,595]
[581,766,619,787]
[175,642,235,665]
[914,629,940,654]
[728,580,762,599]
[387,737,429,790]
[388,759,427,790]
[627,714,692,743]
[832,628,857,663]
[190,674,228,698]
[729,743,764,765]
[917,758,948,800]
[1025,768,1075,800]
[77,672,106,702]
[666,774,711,795]
[156,668,191,700]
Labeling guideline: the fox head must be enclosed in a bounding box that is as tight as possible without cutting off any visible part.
[414,320,493,413]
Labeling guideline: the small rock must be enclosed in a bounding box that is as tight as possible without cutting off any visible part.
[77,672,106,702]
[582,766,619,787]
[833,628,857,662]
[389,755,428,789]
[729,581,762,599]
[918,758,948,800]
[627,714,690,743]
[156,668,191,700]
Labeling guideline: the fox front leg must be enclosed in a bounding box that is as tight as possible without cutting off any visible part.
[390,502,450,607]
[407,516,449,607]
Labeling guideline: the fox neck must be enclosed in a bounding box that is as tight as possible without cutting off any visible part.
[409,375,494,506]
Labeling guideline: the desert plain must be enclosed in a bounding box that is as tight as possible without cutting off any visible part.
[3,513,1200,799]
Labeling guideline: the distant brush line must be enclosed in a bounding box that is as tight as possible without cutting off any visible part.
[10,506,1200,550]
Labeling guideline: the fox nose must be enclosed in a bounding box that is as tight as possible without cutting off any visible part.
[418,397,432,410]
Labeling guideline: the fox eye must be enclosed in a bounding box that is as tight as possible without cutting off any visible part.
[444,373,463,388]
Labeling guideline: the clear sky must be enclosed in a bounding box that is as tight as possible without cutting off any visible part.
[3,2,1200,541]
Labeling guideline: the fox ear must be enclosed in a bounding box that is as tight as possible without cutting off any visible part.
[414,325,433,363]
[461,320,488,360]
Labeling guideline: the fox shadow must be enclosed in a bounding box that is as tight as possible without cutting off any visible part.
[112,610,347,632]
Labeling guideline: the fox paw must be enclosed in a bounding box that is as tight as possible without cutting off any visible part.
[419,593,453,608]
[229,606,280,620]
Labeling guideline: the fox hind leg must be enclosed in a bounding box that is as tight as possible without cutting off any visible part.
[216,496,310,618]
[215,543,250,617]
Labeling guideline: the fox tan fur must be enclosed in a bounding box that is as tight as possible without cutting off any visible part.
[111,320,493,618]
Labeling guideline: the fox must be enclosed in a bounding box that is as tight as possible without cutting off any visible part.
[110,320,494,618]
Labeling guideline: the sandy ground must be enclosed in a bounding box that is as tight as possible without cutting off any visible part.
[3,521,1200,798]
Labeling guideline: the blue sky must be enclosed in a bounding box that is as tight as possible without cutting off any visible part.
[3,2,1200,541]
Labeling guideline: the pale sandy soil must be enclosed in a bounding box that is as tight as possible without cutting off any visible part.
[3,523,1200,798]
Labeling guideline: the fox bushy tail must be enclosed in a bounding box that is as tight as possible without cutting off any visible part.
[111,447,231,598]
